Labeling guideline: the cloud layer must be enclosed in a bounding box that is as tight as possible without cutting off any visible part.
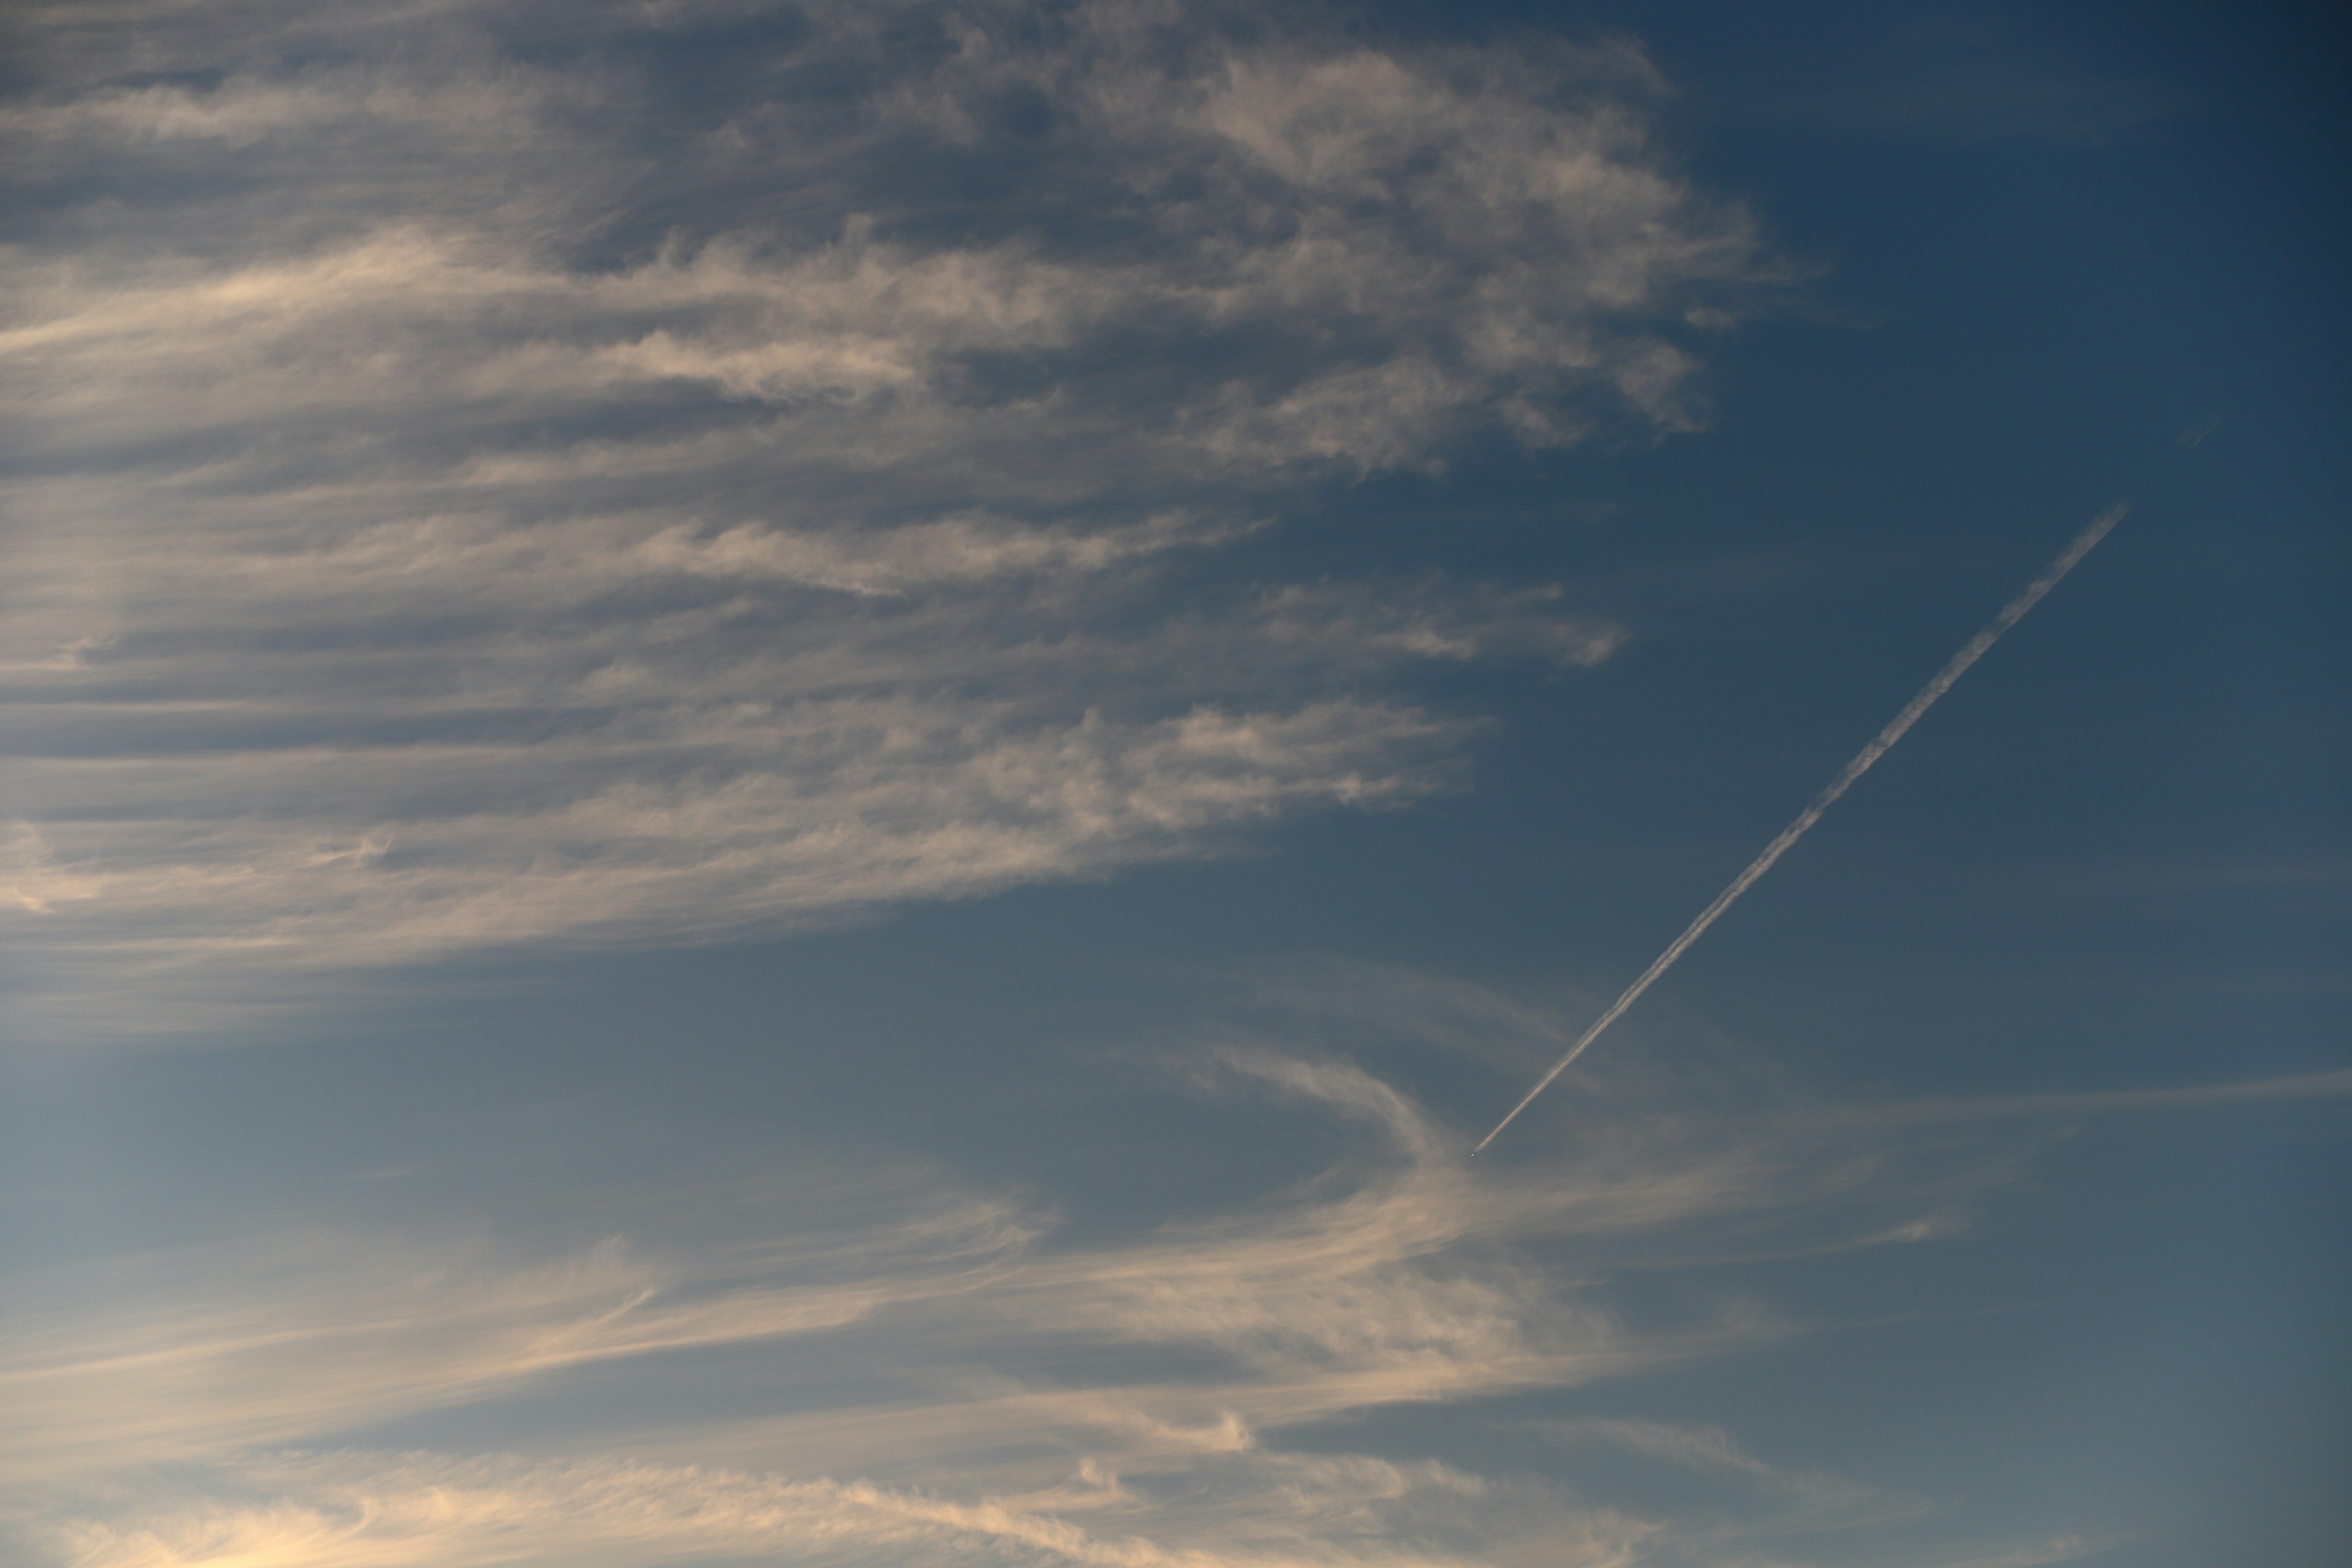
[8,992,2193,1568]
[0,0,1766,1030]
[13,938,2324,1566]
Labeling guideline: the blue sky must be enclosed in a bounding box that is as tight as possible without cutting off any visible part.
[1,2,2345,1565]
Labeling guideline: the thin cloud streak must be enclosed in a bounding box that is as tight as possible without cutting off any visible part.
[0,1031,2070,1567]
[1479,504,2127,1150]
[1820,1065,2352,1127]
[0,0,1772,1037]
[6,962,2312,1566]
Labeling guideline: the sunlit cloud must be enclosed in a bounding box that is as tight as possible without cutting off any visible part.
[0,1046,1791,1565]
[0,0,1773,1034]
[13,957,2315,1568]
[7,6,2310,1566]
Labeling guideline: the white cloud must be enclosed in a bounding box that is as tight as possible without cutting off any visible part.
[0,0,1770,1031]
[2,1031,2025,1567]
[0,1199,1036,1480]
[4,995,2239,1567]
[38,1449,1520,1568]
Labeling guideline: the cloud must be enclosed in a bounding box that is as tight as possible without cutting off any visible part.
[0,1050,1738,1492]
[38,1448,1529,1568]
[4,696,1473,1027]
[0,0,1772,1035]
[1821,1066,2352,1126]
[0,1193,1038,1481]
[2,1001,2200,1567]
[7,939,2305,1565]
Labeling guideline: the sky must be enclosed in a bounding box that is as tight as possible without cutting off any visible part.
[0,2,2345,1566]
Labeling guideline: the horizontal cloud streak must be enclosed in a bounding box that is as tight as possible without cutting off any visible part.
[2,1019,2069,1567]
[8,985,2273,1567]
[0,0,1774,1032]
[45,1449,1514,1568]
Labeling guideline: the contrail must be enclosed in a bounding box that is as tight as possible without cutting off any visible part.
[1475,504,2127,1153]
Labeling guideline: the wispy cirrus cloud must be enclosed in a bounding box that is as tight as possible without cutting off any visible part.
[0,0,1776,1035]
[14,955,2316,1568]
[0,1033,2002,1567]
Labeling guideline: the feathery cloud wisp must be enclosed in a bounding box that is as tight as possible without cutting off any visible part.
[12,1005,2320,1567]
[0,1023,2048,1566]
[0,0,1774,1035]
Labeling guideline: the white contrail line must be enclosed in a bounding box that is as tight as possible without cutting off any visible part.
[1476,504,2127,1153]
